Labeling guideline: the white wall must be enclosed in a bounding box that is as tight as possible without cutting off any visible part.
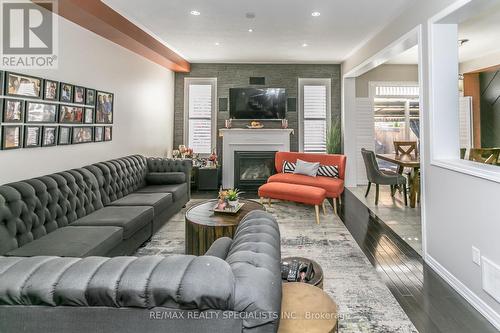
[0,15,175,184]
[343,0,500,329]
[355,64,419,97]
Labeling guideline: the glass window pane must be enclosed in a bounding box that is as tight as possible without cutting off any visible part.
[188,119,211,154]
[189,84,212,118]
[304,119,326,153]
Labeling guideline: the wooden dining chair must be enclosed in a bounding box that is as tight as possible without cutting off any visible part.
[394,141,418,157]
[465,148,500,165]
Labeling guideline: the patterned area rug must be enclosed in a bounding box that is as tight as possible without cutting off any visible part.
[135,199,418,333]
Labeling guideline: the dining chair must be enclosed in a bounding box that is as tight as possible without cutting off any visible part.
[465,148,500,165]
[361,148,408,206]
[394,141,418,157]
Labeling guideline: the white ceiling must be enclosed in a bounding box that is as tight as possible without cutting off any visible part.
[386,3,500,65]
[103,0,415,64]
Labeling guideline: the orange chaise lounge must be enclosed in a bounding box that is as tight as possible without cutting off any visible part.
[262,152,347,215]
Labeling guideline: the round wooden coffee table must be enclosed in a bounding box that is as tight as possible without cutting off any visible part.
[185,199,265,255]
[279,282,338,333]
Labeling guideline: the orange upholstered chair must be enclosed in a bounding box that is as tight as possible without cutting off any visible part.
[267,152,347,212]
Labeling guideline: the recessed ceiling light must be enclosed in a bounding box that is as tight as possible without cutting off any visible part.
[215,42,220,46]
[190,10,201,16]
[311,11,321,17]
[248,28,254,32]
[302,43,308,47]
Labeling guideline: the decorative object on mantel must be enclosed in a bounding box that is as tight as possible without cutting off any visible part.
[281,118,288,129]
[225,118,232,128]
[246,120,264,129]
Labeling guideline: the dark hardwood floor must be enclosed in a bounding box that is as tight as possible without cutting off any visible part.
[339,189,498,333]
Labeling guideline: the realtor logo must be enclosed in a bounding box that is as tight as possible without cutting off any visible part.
[1,0,58,68]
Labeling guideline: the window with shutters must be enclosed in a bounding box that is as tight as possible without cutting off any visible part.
[184,78,217,155]
[299,78,331,153]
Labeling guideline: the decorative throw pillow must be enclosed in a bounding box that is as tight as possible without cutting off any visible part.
[317,165,340,178]
[293,159,320,177]
[282,161,296,174]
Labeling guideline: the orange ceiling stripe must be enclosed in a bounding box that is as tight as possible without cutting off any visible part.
[32,0,190,72]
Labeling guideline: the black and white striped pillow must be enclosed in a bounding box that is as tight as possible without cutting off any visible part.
[317,165,339,178]
[282,161,296,174]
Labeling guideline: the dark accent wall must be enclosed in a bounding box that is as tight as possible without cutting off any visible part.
[480,70,500,147]
[174,63,341,155]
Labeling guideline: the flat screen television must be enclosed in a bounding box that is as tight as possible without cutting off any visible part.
[229,88,286,119]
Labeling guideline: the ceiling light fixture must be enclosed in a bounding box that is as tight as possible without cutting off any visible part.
[302,43,308,47]
[190,10,201,16]
[215,42,220,46]
[248,28,254,32]
[311,11,321,17]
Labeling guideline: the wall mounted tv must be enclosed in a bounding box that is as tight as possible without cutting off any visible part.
[229,88,286,119]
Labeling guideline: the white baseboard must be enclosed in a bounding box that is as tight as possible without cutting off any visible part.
[426,255,500,331]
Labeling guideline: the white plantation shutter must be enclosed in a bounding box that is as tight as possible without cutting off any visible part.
[186,81,215,154]
[302,84,329,152]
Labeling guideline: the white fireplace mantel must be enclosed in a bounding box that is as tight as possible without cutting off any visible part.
[219,128,293,188]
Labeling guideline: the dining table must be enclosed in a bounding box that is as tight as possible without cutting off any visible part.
[376,153,420,208]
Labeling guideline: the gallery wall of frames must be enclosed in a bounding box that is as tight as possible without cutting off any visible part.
[0,71,114,150]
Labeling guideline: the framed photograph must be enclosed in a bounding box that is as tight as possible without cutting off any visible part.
[1,125,22,150]
[86,89,95,105]
[43,80,59,100]
[72,126,93,144]
[58,126,72,145]
[84,108,94,124]
[42,126,58,147]
[96,91,114,124]
[74,86,85,104]
[59,105,84,123]
[5,72,42,98]
[104,126,112,141]
[2,99,24,123]
[24,126,42,148]
[26,101,58,123]
[0,71,4,95]
[94,126,104,142]
[60,83,74,103]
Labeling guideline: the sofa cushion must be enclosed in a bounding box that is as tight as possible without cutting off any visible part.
[71,206,153,239]
[6,226,123,257]
[293,159,320,177]
[146,172,186,185]
[267,172,344,198]
[109,193,173,217]
[135,183,188,202]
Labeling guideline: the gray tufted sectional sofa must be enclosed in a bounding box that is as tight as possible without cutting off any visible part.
[0,156,283,333]
[0,155,191,257]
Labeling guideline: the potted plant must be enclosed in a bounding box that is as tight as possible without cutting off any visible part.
[226,188,242,207]
[326,118,342,154]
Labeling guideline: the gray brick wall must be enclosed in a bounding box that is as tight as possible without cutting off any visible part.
[174,63,341,155]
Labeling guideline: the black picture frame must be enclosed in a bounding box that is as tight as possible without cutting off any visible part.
[94,126,104,142]
[25,101,58,123]
[60,83,74,103]
[59,105,84,124]
[104,126,112,141]
[24,126,42,148]
[74,86,86,104]
[5,72,43,99]
[43,79,60,101]
[2,99,25,123]
[72,126,94,144]
[86,89,96,106]
[0,71,4,95]
[84,108,94,124]
[42,126,58,147]
[58,126,72,145]
[95,91,114,124]
[1,125,23,150]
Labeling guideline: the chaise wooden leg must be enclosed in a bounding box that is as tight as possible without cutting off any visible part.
[314,205,320,224]
[268,198,272,207]
[375,184,380,205]
[333,199,338,215]
[260,197,264,205]
[365,182,371,197]
[322,201,326,215]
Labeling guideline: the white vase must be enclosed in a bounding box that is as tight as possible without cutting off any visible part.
[228,199,239,207]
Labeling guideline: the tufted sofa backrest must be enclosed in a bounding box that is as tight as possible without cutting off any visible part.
[0,168,103,255]
[85,155,147,205]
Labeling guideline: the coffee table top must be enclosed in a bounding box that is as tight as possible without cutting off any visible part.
[185,199,265,227]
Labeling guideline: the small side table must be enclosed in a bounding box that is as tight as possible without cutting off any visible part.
[281,257,324,289]
[197,166,221,191]
[279,282,338,333]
